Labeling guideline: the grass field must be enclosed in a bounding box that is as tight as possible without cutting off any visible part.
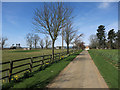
[1,49,69,83]
[2,50,82,89]
[89,49,118,67]
[88,49,118,88]
[2,49,67,62]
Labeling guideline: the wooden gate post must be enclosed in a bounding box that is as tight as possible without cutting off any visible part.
[9,60,13,82]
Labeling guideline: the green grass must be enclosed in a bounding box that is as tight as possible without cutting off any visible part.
[2,49,68,82]
[11,50,41,53]
[2,49,67,62]
[88,49,118,88]
[89,49,118,66]
[3,50,82,89]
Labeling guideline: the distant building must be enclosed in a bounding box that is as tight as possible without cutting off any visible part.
[72,46,77,49]
[23,48,27,50]
[16,44,22,49]
[85,46,90,50]
[23,48,30,50]
[10,43,22,49]
[56,46,61,49]
[56,46,66,49]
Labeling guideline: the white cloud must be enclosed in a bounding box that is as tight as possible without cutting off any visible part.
[98,2,110,9]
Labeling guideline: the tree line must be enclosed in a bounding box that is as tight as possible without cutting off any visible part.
[26,33,51,50]
[89,25,120,49]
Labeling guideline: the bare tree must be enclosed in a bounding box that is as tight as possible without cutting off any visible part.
[26,33,33,50]
[78,41,85,50]
[72,34,83,49]
[45,36,51,49]
[1,37,8,49]
[89,34,99,49]
[39,39,44,49]
[33,34,40,49]
[64,22,77,54]
[33,2,72,60]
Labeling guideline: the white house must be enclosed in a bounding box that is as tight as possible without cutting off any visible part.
[85,46,90,50]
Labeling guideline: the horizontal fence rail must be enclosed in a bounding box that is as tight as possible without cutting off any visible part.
[0,49,78,82]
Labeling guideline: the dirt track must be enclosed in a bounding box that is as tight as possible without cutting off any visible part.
[47,50,108,88]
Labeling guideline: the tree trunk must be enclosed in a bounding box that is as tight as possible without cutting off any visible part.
[62,29,64,49]
[67,43,69,54]
[52,40,55,61]
[35,44,36,49]
[46,45,47,49]
[110,40,113,49]
[2,45,3,50]
[30,45,32,50]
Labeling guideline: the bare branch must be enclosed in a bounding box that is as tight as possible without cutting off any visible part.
[72,33,84,49]
[45,36,51,49]
[1,37,8,49]
[33,34,40,48]
[25,33,33,50]
[32,2,73,59]
[33,2,72,42]
[39,39,44,49]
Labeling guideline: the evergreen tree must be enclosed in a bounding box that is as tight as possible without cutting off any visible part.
[107,29,116,49]
[96,25,106,49]
[115,30,120,49]
[118,30,120,49]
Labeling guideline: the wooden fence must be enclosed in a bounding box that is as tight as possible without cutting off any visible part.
[0,49,77,82]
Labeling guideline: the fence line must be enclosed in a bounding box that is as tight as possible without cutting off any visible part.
[0,49,78,82]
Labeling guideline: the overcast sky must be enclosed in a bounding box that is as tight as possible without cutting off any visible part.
[2,2,118,47]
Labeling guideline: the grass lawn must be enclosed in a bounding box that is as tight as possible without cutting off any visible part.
[88,49,118,88]
[2,49,69,82]
[89,49,118,66]
[2,49,67,62]
[3,50,82,89]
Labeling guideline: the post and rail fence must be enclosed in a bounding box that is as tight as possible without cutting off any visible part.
[0,49,78,83]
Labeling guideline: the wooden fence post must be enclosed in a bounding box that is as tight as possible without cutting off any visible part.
[9,60,13,82]
[72,50,73,54]
[49,55,51,63]
[41,56,45,69]
[42,56,44,65]
[29,57,33,73]
[50,55,52,64]
[54,54,55,62]
[6,72,8,83]
[59,53,60,60]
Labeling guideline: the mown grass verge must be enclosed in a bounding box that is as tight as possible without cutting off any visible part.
[3,50,82,89]
[88,50,118,89]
